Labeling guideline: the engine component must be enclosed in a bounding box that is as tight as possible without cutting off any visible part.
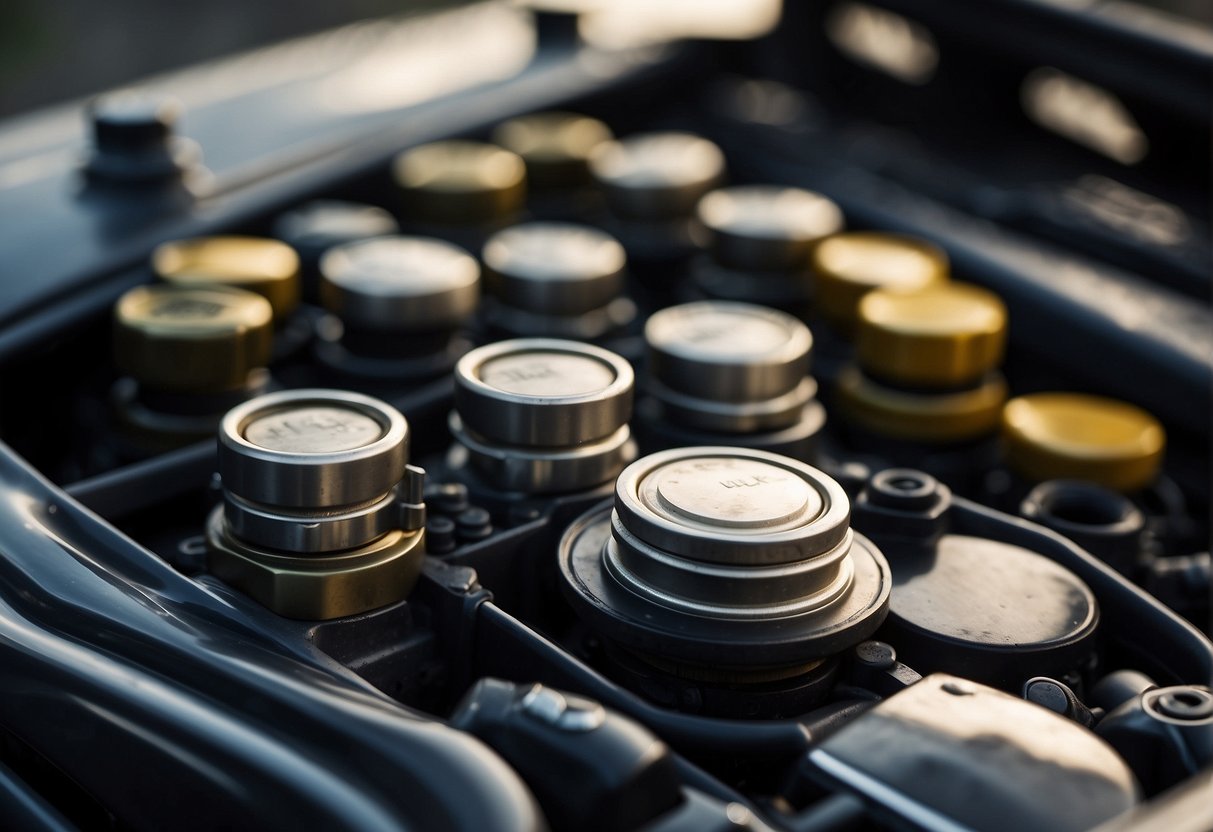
[480,222,634,339]
[393,140,527,226]
[807,674,1140,832]
[637,301,826,458]
[84,89,204,188]
[492,111,614,190]
[449,338,636,494]
[1020,479,1146,576]
[559,446,890,715]
[272,200,399,300]
[1097,684,1213,796]
[152,235,302,323]
[206,388,426,619]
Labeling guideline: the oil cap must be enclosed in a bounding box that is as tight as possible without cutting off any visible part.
[482,222,626,315]
[393,140,526,225]
[644,301,820,433]
[319,236,480,332]
[696,185,843,271]
[450,339,636,494]
[492,111,613,189]
[153,236,301,321]
[1001,393,1165,492]
[812,232,948,330]
[834,365,1007,443]
[589,132,725,220]
[559,447,890,667]
[272,200,399,273]
[856,282,1007,388]
[114,284,273,391]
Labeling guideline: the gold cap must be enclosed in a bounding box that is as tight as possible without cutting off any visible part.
[856,282,1006,387]
[114,284,273,391]
[153,236,300,320]
[492,111,613,188]
[812,232,948,329]
[835,365,1007,443]
[1001,393,1165,492]
[393,140,526,224]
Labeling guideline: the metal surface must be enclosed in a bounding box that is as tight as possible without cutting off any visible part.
[393,140,527,225]
[589,132,726,220]
[319,236,481,331]
[1002,393,1166,492]
[696,185,842,271]
[482,222,627,315]
[218,389,409,508]
[153,236,301,320]
[492,111,614,188]
[644,377,817,434]
[113,284,274,391]
[453,338,634,447]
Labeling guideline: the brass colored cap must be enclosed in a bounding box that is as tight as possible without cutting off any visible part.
[393,140,526,225]
[812,232,948,328]
[856,282,1007,387]
[589,132,726,220]
[835,366,1007,443]
[114,284,273,391]
[153,235,301,320]
[492,111,613,188]
[1001,393,1165,492]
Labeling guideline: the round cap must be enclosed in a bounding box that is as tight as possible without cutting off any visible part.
[492,111,613,188]
[589,132,725,219]
[454,338,633,447]
[393,140,526,224]
[857,282,1007,387]
[482,222,626,315]
[114,284,273,391]
[812,232,948,328]
[218,389,408,509]
[614,447,850,566]
[153,236,301,320]
[645,301,811,402]
[835,365,1007,443]
[697,185,843,271]
[319,236,480,331]
[1001,393,1165,492]
[272,200,398,266]
[91,89,180,150]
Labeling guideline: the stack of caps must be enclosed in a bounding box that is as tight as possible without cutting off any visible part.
[112,283,274,448]
[588,132,725,265]
[272,200,399,300]
[316,236,480,378]
[835,282,1008,443]
[810,232,949,334]
[1001,393,1165,493]
[640,301,826,458]
[693,185,843,316]
[450,339,636,494]
[480,222,633,340]
[207,389,426,620]
[393,140,526,243]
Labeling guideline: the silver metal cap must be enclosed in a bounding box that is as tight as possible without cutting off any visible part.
[645,301,812,402]
[696,185,843,271]
[273,200,398,261]
[218,389,408,509]
[589,132,725,220]
[319,236,480,331]
[482,222,626,315]
[453,338,634,447]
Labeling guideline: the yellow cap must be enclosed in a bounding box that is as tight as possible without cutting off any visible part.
[856,282,1006,387]
[114,284,273,391]
[492,112,613,188]
[812,232,948,329]
[1001,393,1165,492]
[835,365,1007,443]
[393,140,526,224]
[153,236,300,320]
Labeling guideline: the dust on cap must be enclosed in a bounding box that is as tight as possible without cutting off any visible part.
[812,232,948,329]
[153,235,301,321]
[492,111,613,188]
[114,284,273,391]
[393,140,526,225]
[856,282,1006,388]
[1001,393,1165,492]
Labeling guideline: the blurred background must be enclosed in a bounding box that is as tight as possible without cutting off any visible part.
[1,0,1210,120]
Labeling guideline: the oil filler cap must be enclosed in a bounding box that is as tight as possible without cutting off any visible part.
[589,132,725,220]
[812,232,948,330]
[393,140,526,224]
[492,111,613,188]
[696,185,843,271]
[1002,393,1165,492]
[559,447,890,667]
[482,223,626,316]
[153,236,301,321]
